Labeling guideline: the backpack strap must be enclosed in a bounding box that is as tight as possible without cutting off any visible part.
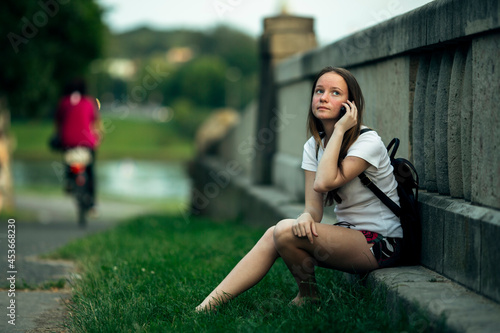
[358,172,401,217]
[358,128,402,218]
[386,138,400,160]
[359,128,373,135]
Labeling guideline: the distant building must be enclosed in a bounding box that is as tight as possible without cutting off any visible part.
[106,58,137,80]
[90,58,136,80]
[166,47,193,64]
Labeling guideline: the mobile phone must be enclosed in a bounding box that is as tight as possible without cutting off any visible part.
[340,106,346,118]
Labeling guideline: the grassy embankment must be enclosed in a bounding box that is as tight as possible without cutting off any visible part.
[14,117,432,331]
[11,116,194,161]
[5,115,193,218]
[49,214,432,332]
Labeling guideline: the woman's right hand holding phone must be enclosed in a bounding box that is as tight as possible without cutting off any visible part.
[335,100,358,133]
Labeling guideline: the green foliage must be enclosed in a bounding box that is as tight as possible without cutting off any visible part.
[208,26,258,77]
[161,56,226,108]
[51,214,433,332]
[0,0,105,118]
[84,25,258,138]
[89,25,258,138]
[106,25,257,74]
[100,25,258,108]
[105,27,206,60]
[169,98,211,139]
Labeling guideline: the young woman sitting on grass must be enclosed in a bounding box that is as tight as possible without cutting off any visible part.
[196,66,403,311]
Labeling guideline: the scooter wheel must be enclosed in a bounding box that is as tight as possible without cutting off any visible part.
[78,203,87,228]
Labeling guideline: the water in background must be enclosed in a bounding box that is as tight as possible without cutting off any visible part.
[12,159,191,201]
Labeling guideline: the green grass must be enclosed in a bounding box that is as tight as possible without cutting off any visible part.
[50,214,432,332]
[10,117,194,161]
[0,200,38,222]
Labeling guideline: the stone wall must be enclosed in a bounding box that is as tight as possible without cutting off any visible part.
[274,0,500,303]
[190,0,500,303]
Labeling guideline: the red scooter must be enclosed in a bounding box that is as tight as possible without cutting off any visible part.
[64,147,93,227]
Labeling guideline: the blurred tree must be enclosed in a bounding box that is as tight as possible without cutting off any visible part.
[170,98,211,138]
[106,25,258,110]
[178,56,227,108]
[84,24,257,137]
[0,0,105,118]
[208,25,258,77]
[126,56,173,105]
[106,27,208,60]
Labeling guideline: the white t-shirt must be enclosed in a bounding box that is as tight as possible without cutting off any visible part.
[301,129,403,238]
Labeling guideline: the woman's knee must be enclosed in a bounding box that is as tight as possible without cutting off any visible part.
[273,219,295,248]
[262,226,275,243]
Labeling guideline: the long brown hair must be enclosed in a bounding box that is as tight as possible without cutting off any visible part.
[307,66,365,206]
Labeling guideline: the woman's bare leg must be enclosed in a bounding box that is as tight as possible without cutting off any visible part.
[196,226,280,311]
[273,219,378,305]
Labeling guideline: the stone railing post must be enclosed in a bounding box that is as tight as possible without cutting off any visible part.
[252,13,317,184]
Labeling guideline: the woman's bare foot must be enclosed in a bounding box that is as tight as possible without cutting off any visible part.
[195,293,231,313]
[195,299,220,313]
[289,293,320,307]
[195,303,216,313]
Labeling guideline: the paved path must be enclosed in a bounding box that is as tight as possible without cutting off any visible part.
[0,193,153,332]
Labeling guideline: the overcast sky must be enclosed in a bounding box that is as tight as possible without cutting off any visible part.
[97,0,434,45]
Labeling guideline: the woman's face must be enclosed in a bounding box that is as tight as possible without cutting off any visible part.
[311,72,349,122]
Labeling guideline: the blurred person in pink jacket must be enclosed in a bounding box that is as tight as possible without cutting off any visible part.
[55,78,100,210]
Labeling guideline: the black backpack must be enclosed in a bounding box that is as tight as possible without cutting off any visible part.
[358,130,421,265]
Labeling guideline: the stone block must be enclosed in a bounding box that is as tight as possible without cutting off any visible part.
[418,193,500,303]
[232,103,258,177]
[480,211,500,303]
[420,192,451,272]
[276,80,311,157]
[275,55,304,84]
[404,5,428,51]
[244,184,294,227]
[310,47,330,76]
[369,266,500,333]
[425,0,439,45]
[437,0,459,40]
[275,0,500,72]
[447,46,468,198]
[190,157,245,221]
[263,16,314,34]
[460,47,473,201]
[272,152,304,202]
[350,58,411,157]
[443,200,481,292]
[277,203,305,222]
[413,55,431,186]
[423,54,441,192]
[427,0,466,45]
[269,33,317,60]
[435,50,453,195]
[471,33,500,209]
[206,181,242,222]
[464,0,500,36]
